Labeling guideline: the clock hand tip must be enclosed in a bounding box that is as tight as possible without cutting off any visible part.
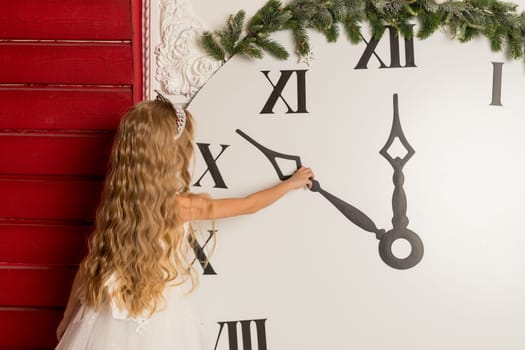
[235,129,249,140]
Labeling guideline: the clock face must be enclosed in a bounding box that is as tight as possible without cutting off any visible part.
[186,9,525,349]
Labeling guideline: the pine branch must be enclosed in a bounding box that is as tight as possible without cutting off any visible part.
[256,36,290,59]
[399,21,415,39]
[326,24,340,42]
[248,0,284,33]
[201,32,225,62]
[219,10,246,56]
[292,25,311,56]
[202,0,525,62]
[240,43,264,58]
[343,17,362,43]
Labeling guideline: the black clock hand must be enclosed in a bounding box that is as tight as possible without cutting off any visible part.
[377,94,424,269]
[379,94,415,230]
[310,180,385,238]
[236,129,385,238]
[235,129,301,180]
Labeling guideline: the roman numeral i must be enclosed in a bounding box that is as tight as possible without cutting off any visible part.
[490,62,503,106]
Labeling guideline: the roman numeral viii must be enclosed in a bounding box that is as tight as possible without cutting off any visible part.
[214,319,268,350]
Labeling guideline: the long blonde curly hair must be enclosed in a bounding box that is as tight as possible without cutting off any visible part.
[79,100,209,318]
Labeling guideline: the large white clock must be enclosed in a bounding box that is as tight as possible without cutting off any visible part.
[155,1,525,348]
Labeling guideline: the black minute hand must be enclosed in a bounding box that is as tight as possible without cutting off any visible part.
[235,129,385,239]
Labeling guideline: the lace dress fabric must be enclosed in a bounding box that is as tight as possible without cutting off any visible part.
[56,221,206,350]
[55,282,206,350]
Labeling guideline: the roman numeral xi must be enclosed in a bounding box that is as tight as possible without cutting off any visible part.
[260,70,308,114]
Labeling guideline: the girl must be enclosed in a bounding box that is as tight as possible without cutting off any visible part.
[55,94,313,349]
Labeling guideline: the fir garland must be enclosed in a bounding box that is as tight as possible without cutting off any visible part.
[201,0,525,62]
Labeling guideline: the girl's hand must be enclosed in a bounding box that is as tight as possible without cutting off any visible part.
[286,166,314,190]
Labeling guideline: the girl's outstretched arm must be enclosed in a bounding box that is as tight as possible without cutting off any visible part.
[176,166,314,221]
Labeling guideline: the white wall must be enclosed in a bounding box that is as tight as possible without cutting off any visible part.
[147,1,525,349]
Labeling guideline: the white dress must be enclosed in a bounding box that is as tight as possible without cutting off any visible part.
[55,280,207,350]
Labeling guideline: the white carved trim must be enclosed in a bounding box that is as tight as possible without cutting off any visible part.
[142,0,151,100]
[154,0,222,104]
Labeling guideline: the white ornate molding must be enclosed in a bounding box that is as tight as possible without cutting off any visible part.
[142,0,151,100]
[148,0,222,104]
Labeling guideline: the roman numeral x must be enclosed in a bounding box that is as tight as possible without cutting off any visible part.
[190,229,217,275]
[193,143,229,189]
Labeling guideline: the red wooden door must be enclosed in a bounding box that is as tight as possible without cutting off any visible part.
[0,1,143,348]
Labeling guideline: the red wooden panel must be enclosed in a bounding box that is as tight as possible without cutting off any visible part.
[0,223,90,265]
[0,265,76,307]
[0,348,53,350]
[0,43,133,85]
[0,0,131,40]
[0,86,131,130]
[0,133,114,176]
[0,308,61,348]
[0,178,103,221]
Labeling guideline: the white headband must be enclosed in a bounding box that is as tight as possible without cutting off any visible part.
[154,90,187,139]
